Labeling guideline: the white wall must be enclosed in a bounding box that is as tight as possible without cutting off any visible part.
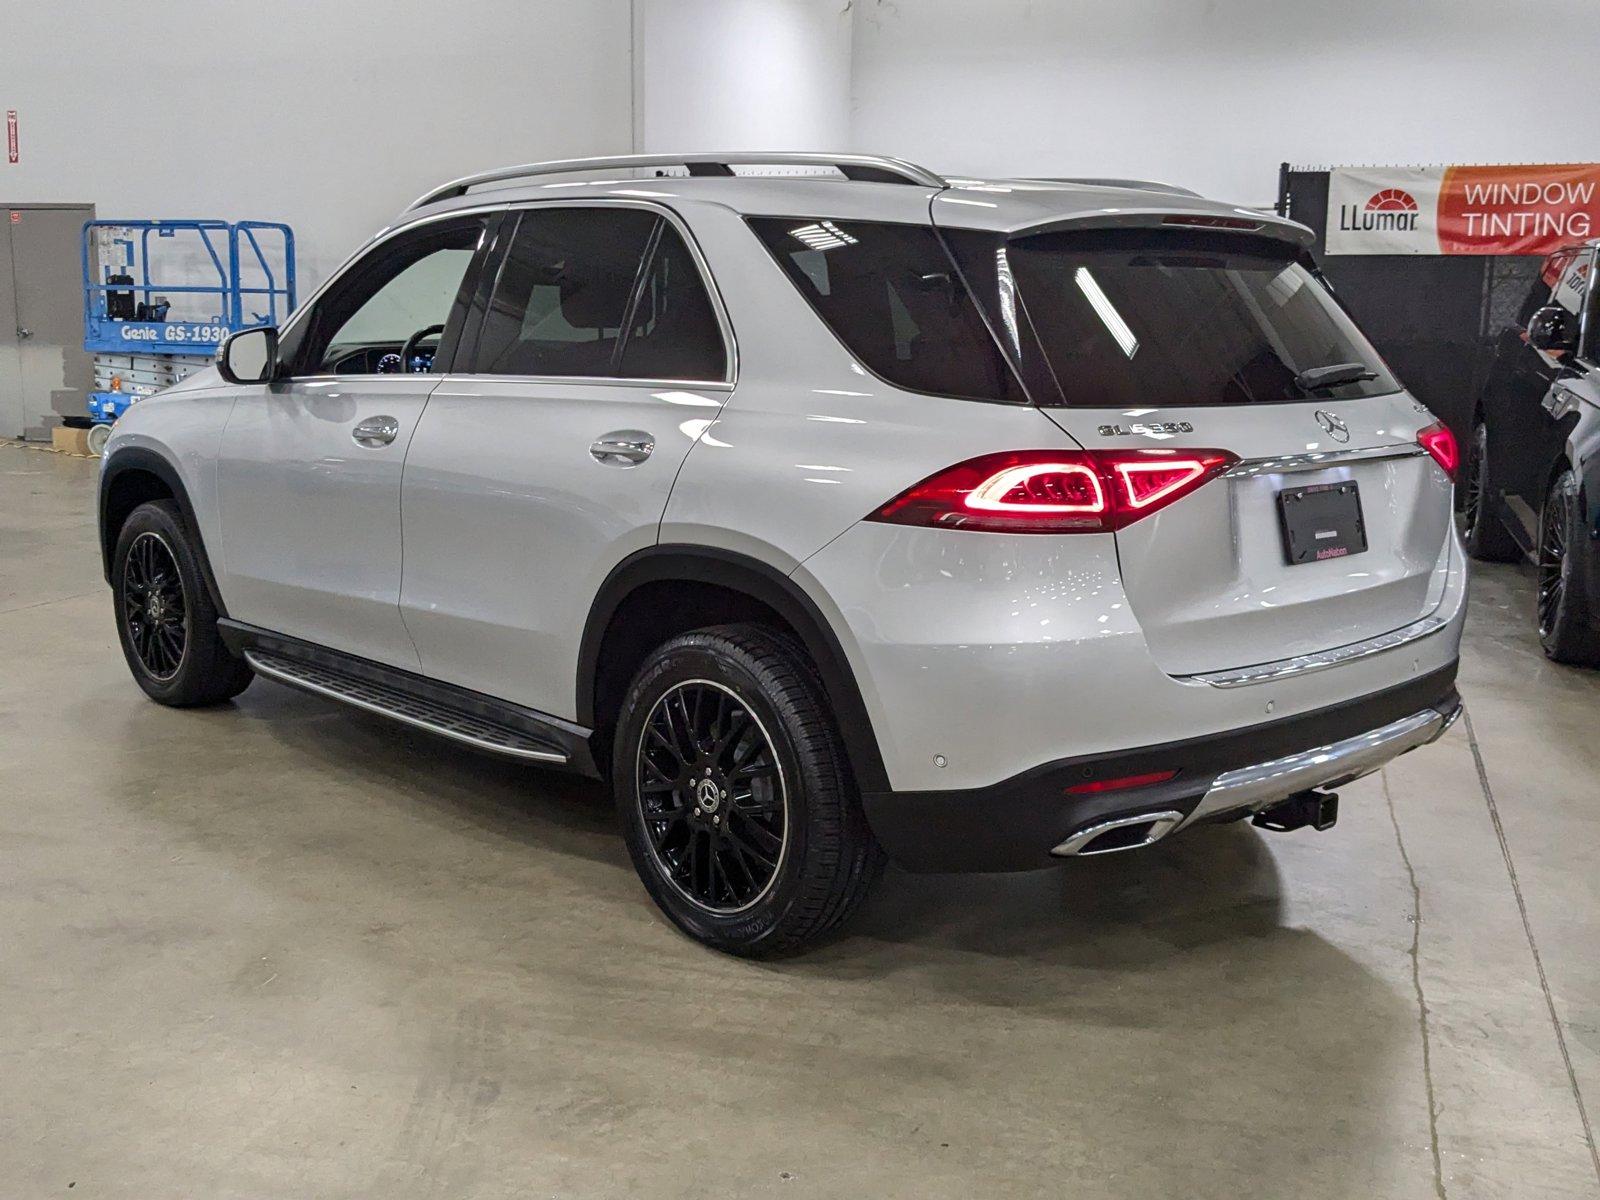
[0,0,634,290]
[8,0,1600,289]
[849,0,1600,207]
[633,0,851,153]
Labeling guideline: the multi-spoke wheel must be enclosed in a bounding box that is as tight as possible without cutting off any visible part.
[121,531,188,681]
[112,500,254,705]
[1536,469,1600,666]
[614,625,883,957]
[637,679,788,914]
[1462,421,1520,561]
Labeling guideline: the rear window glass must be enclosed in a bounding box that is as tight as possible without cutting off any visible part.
[748,217,1025,403]
[472,207,657,378]
[1008,229,1398,407]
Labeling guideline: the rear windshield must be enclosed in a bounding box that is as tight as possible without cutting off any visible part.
[1006,229,1399,407]
[748,217,1025,403]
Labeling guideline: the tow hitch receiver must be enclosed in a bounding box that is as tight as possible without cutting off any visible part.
[1252,789,1339,833]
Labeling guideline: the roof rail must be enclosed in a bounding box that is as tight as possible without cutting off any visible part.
[1024,176,1203,199]
[408,152,948,211]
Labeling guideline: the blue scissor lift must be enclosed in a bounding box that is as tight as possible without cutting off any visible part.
[82,219,295,449]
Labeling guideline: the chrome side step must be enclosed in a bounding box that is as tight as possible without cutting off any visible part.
[244,649,570,764]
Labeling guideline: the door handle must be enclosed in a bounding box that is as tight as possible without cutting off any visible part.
[589,431,655,466]
[351,415,400,447]
[16,327,32,340]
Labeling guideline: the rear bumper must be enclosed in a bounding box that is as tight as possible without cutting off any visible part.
[861,662,1460,872]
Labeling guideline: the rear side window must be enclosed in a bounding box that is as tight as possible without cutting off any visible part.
[748,217,1024,403]
[473,207,655,377]
[467,207,726,381]
[1006,229,1399,407]
[619,223,727,381]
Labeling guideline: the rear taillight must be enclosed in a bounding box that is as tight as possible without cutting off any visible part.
[868,448,1238,534]
[1416,421,1458,481]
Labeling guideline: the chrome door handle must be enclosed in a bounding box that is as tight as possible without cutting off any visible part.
[589,431,655,466]
[351,415,400,447]
[16,327,32,340]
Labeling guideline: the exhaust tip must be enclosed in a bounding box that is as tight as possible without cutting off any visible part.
[1051,810,1185,858]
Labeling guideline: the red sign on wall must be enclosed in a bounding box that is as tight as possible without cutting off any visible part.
[5,110,16,164]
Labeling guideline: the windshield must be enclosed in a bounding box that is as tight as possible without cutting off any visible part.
[1004,229,1398,407]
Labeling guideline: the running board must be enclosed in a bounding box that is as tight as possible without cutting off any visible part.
[221,622,595,772]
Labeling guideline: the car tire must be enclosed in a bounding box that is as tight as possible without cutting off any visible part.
[1537,469,1600,666]
[112,500,255,706]
[613,624,885,957]
[1462,422,1521,562]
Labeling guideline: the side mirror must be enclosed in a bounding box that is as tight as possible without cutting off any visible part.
[1527,305,1578,354]
[217,326,279,384]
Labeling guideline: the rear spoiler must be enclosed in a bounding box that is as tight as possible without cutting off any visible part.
[998,209,1316,250]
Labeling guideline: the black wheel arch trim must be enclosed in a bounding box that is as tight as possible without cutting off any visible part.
[99,447,229,619]
[577,545,890,793]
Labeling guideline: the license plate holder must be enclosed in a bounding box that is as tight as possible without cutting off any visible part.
[1277,481,1367,564]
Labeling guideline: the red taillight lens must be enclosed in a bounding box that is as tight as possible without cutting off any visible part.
[869,448,1238,533]
[1416,421,1458,481]
[1161,214,1262,231]
[1064,769,1180,795]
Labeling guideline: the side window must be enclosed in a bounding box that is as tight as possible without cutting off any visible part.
[748,217,1025,403]
[292,217,486,375]
[618,224,727,381]
[469,207,657,377]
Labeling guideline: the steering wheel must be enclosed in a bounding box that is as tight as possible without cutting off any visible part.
[394,323,446,373]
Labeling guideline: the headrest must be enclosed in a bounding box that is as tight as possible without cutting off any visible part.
[555,259,638,330]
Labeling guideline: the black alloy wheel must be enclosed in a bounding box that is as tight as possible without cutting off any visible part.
[613,625,884,957]
[636,678,788,914]
[121,531,189,681]
[111,499,254,706]
[1536,469,1600,665]
[1461,422,1520,561]
[1462,424,1488,537]
[1537,487,1567,639]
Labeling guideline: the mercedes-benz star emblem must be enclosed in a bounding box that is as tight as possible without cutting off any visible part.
[1314,410,1350,443]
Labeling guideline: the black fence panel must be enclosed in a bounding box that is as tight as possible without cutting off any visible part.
[1280,167,1543,438]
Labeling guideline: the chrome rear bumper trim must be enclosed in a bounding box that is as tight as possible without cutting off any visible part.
[1185,702,1458,825]
[1224,444,1427,477]
[1182,614,1449,688]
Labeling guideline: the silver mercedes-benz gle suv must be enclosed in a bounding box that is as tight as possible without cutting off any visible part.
[98,153,1466,956]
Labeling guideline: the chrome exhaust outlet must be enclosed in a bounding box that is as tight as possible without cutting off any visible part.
[1051,810,1186,858]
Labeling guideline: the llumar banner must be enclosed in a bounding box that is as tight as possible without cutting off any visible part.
[1325,164,1600,256]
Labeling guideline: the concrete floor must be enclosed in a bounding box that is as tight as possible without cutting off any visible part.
[2,440,1597,1200]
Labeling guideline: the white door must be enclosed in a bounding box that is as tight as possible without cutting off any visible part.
[400,204,732,717]
[216,214,491,669]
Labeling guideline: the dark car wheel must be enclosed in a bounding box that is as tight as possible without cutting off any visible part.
[1462,422,1521,562]
[613,624,884,957]
[112,500,255,705]
[1536,468,1600,666]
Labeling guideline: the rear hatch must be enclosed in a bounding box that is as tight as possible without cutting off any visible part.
[947,220,1454,675]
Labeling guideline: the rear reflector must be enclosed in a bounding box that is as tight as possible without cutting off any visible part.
[1416,421,1459,481]
[1065,769,1180,795]
[868,448,1238,533]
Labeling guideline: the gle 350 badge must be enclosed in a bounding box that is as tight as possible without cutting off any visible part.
[1097,421,1195,438]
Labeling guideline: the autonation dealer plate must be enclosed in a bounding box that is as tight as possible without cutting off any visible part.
[1277,481,1368,564]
